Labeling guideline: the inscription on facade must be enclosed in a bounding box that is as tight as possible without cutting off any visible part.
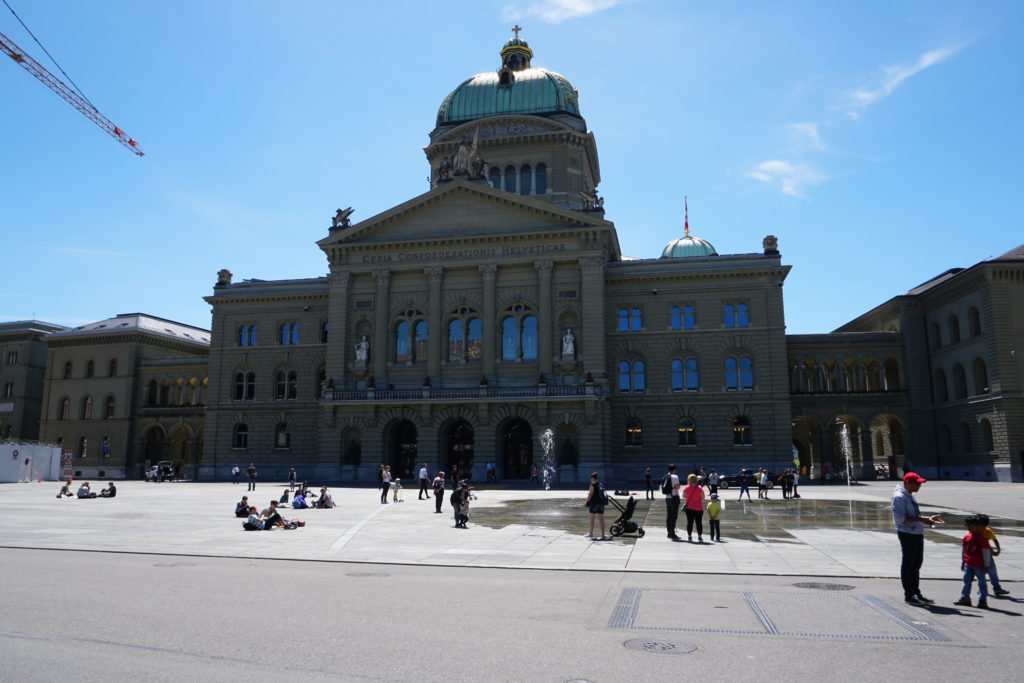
[360,243,567,264]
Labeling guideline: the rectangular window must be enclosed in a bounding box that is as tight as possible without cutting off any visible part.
[6,351,18,365]
[3,382,13,398]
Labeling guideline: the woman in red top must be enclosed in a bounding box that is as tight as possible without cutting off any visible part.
[682,473,705,543]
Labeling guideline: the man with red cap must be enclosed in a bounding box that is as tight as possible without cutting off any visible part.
[891,472,945,605]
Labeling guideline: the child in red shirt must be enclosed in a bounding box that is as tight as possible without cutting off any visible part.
[953,514,991,609]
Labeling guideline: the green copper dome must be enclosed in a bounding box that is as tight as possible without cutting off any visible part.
[661,232,718,259]
[436,34,581,126]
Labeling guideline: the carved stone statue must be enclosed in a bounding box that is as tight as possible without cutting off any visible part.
[331,207,354,230]
[354,335,369,364]
[763,234,779,254]
[437,156,452,182]
[215,268,233,287]
[471,155,489,180]
[579,188,604,211]
[452,127,479,175]
[561,328,575,357]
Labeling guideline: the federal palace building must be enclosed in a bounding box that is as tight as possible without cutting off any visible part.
[3,34,1022,484]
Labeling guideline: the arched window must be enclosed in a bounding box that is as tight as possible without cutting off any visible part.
[249,324,257,345]
[725,356,754,390]
[733,416,752,445]
[105,395,115,419]
[535,163,547,194]
[883,358,901,391]
[108,358,118,377]
[968,307,981,336]
[279,323,299,345]
[617,308,629,332]
[953,363,967,399]
[670,359,699,391]
[504,165,517,193]
[394,308,426,364]
[948,315,961,343]
[670,359,684,390]
[159,380,170,405]
[78,436,88,458]
[147,379,157,406]
[930,321,941,350]
[287,371,298,400]
[59,397,70,420]
[959,421,972,452]
[670,306,682,330]
[86,360,95,378]
[935,369,948,402]
[489,166,501,189]
[683,306,695,329]
[624,417,643,446]
[395,320,411,363]
[275,423,290,449]
[63,361,73,379]
[677,417,696,446]
[973,358,989,395]
[81,395,92,420]
[520,164,532,195]
[233,424,248,449]
[447,314,473,362]
[618,360,645,392]
[941,424,953,453]
[500,304,536,361]
[238,325,248,346]
[275,371,287,400]
[981,419,994,451]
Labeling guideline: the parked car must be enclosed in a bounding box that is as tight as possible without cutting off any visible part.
[717,469,777,489]
[145,460,175,482]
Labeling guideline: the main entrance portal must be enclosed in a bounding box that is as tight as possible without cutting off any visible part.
[445,420,474,481]
[389,420,418,480]
[501,418,533,479]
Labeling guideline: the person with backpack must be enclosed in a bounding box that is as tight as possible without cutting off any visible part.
[584,472,608,540]
[432,471,446,513]
[663,464,681,540]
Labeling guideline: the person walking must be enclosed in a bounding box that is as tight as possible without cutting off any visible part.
[418,463,430,500]
[380,465,392,504]
[978,514,1011,596]
[682,473,705,543]
[246,463,257,491]
[707,469,719,495]
[377,464,384,490]
[231,464,240,485]
[288,468,297,492]
[891,472,944,605]
[584,472,608,540]
[644,467,654,500]
[432,471,446,513]
[664,464,681,540]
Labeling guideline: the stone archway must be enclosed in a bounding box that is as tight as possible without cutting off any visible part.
[829,415,865,481]
[387,420,418,480]
[500,418,533,479]
[870,414,905,479]
[791,415,821,479]
[168,424,193,479]
[444,420,475,481]
[143,425,165,472]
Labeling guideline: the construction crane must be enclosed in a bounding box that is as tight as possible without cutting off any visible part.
[1,28,143,156]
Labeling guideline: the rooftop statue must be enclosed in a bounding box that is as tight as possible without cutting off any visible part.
[331,207,354,230]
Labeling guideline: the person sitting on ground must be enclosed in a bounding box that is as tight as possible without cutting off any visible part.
[77,482,97,499]
[99,482,117,498]
[292,491,308,509]
[234,495,250,518]
[315,487,335,508]
[278,488,290,507]
[57,481,74,498]
[260,500,285,529]
[243,506,264,530]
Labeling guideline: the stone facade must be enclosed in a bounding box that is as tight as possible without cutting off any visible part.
[0,321,66,441]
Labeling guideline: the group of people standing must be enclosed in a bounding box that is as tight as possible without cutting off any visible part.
[661,464,723,542]
[379,463,474,527]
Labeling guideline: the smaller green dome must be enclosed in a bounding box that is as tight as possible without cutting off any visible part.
[661,202,717,258]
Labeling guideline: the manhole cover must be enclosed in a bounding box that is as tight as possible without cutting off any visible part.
[346,572,390,578]
[152,562,196,568]
[623,639,697,655]
[792,582,855,591]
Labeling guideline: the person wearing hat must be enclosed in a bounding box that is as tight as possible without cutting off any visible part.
[892,472,945,605]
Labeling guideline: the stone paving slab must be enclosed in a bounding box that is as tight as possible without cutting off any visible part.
[1,479,1020,581]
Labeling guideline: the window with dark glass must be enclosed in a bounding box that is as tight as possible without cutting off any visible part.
[618,308,629,331]
[953,363,967,399]
[59,398,70,420]
[520,164,532,195]
[677,417,696,446]
[973,358,989,395]
[287,371,298,400]
[500,304,536,361]
[63,361,72,379]
[725,356,754,390]
[394,308,427,364]
[968,307,982,337]
[414,321,429,363]
[233,424,248,449]
[671,358,699,391]
[489,167,501,188]
[733,417,752,445]
[683,306,695,329]
[2,382,12,398]
[86,360,95,378]
[504,165,516,193]
[618,360,645,392]
[321,321,329,344]
[275,370,287,400]
[81,396,92,420]
[108,358,118,377]
[948,315,961,343]
[447,306,482,362]
[105,396,115,419]
[725,304,748,328]
[624,418,643,446]
[535,163,547,194]
[78,436,88,458]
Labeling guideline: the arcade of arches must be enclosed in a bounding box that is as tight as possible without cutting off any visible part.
[792,413,905,480]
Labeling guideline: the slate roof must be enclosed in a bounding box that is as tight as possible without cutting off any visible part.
[48,313,210,345]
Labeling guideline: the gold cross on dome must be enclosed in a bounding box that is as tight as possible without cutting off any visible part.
[512,24,522,40]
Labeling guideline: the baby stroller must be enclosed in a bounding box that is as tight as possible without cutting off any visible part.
[607,495,645,538]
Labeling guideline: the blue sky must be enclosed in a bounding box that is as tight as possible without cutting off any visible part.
[1,0,1021,334]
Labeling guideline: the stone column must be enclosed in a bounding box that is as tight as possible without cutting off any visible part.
[325,272,351,391]
[480,264,497,380]
[796,364,806,392]
[372,270,391,384]
[425,266,443,383]
[535,260,553,377]
[860,426,875,479]
[579,257,607,379]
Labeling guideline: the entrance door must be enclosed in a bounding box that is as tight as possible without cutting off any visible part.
[445,420,474,481]
[390,420,418,480]
[501,418,533,479]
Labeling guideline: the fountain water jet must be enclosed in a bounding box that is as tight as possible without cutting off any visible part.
[837,421,855,527]
[538,428,556,490]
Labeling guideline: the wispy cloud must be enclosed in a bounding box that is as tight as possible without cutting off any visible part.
[786,122,825,151]
[502,0,622,24]
[51,246,143,258]
[843,46,960,118]
[747,160,826,198]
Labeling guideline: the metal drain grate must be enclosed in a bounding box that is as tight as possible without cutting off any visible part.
[792,582,855,591]
[346,571,390,578]
[623,639,697,655]
[152,562,196,568]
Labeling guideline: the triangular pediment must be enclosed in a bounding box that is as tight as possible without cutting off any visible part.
[317,180,612,249]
